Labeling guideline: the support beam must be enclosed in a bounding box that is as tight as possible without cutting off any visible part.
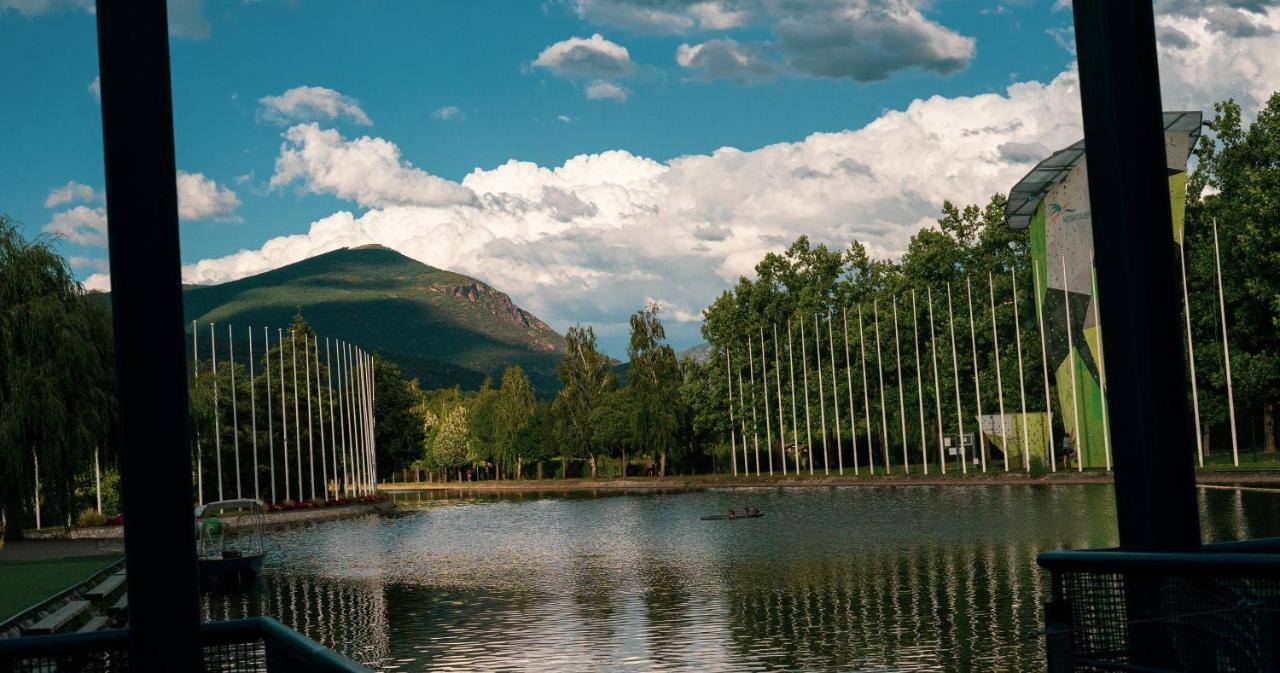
[1071,0,1200,550]
[94,0,201,664]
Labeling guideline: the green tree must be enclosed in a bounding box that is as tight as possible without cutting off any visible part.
[554,324,614,477]
[592,387,636,476]
[627,303,682,477]
[495,366,536,479]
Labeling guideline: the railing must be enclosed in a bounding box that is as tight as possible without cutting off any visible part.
[0,617,369,673]
[1038,538,1280,673]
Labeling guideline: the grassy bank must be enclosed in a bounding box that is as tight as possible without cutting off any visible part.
[0,554,121,623]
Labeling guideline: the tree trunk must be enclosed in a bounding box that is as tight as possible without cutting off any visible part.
[1264,402,1276,453]
[620,450,626,478]
[588,454,597,478]
[3,499,23,542]
[561,456,568,480]
[516,457,522,481]
[659,452,666,478]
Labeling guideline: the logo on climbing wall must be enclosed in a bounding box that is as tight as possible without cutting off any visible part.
[1048,203,1087,224]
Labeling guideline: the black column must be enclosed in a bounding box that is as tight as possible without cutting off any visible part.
[1071,0,1200,551]
[94,1,202,670]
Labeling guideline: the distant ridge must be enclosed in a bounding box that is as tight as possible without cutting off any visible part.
[179,246,567,395]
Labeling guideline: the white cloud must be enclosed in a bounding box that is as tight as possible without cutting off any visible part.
[167,0,210,39]
[432,105,464,120]
[88,76,100,102]
[676,39,777,80]
[585,80,629,102]
[44,205,108,246]
[176,170,241,221]
[45,180,98,208]
[257,86,373,126]
[0,0,91,17]
[83,273,111,292]
[1154,6,1280,114]
[268,123,478,208]
[557,114,574,123]
[532,33,634,78]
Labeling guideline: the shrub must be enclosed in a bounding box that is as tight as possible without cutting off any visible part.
[77,508,108,528]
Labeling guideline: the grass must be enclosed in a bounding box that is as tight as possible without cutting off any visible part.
[0,554,121,623]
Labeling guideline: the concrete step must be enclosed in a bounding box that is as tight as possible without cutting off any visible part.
[108,594,128,619]
[24,600,90,635]
[85,573,126,604]
[76,615,112,633]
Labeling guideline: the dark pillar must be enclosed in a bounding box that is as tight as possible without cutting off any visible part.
[1071,0,1200,551]
[94,1,203,670]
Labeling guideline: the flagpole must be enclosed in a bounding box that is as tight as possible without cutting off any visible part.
[1089,256,1113,471]
[726,347,737,477]
[965,277,987,472]
[927,288,946,473]
[327,338,341,494]
[291,329,304,498]
[304,331,316,500]
[249,326,259,501]
[858,306,875,475]
[193,320,202,504]
[279,328,290,501]
[946,284,967,474]
[265,326,276,503]
[1011,271,1031,471]
[772,324,786,476]
[873,300,890,473]
[1212,218,1239,466]
[893,296,909,473]
[95,446,102,513]
[229,324,241,499]
[989,272,1009,471]
[813,314,829,475]
[800,320,814,475]
[748,337,761,477]
[211,323,223,500]
[1033,266,1057,472]
[827,312,842,475]
[1179,231,1204,466]
[33,450,40,530]
[315,335,329,498]
[760,328,775,476]
[842,309,860,475]
[347,342,361,494]
[787,320,801,475]
[337,342,349,493]
[911,290,928,474]
[1062,255,1084,472]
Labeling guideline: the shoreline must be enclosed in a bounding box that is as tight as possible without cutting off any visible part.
[378,470,1280,493]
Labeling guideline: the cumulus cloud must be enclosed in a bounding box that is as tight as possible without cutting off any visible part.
[532,34,634,78]
[1154,6,1280,114]
[0,0,91,17]
[45,180,98,208]
[432,105,464,120]
[258,86,373,126]
[45,205,109,246]
[582,0,975,82]
[585,80,629,101]
[167,0,211,39]
[269,123,478,208]
[176,170,241,221]
[88,76,100,102]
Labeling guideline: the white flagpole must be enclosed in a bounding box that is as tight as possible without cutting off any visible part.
[1179,231,1204,466]
[965,277,987,472]
[315,335,329,498]
[858,306,875,475]
[211,323,223,500]
[946,284,967,474]
[892,296,909,473]
[291,329,304,498]
[356,349,366,491]
[229,324,241,499]
[327,338,340,493]
[1089,256,1112,471]
[773,324,787,476]
[279,328,290,500]
[33,449,40,530]
[1011,271,1031,471]
[927,288,946,473]
[842,309,860,475]
[304,332,316,500]
[911,291,928,474]
[1062,255,1084,472]
[800,320,814,474]
[95,446,102,513]
[989,273,1009,471]
[337,341,349,494]
[347,342,361,494]
[748,337,761,477]
[1033,266,1057,472]
[265,327,275,503]
[827,313,842,475]
[726,347,737,477]
[873,301,890,473]
[788,321,801,475]
[1212,218,1239,466]
[249,326,259,501]
[813,314,829,475]
[367,351,377,489]
[193,320,203,504]
[760,328,774,476]
[736,355,749,476]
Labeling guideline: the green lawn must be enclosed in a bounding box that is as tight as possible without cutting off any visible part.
[0,554,122,623]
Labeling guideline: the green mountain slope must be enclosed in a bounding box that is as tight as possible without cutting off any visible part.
[179,245,566,395]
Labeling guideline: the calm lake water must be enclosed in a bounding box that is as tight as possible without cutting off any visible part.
[201,485,1280,672]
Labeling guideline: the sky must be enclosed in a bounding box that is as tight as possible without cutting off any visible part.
[2,0,1280,358]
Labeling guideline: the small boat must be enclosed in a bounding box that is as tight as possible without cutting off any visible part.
[700,512,765,521]
[195,498,266,582]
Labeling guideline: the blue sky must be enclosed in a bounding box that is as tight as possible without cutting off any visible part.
[2,0,1276,357]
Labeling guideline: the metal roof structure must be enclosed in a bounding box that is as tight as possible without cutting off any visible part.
[1003,111,1202,230]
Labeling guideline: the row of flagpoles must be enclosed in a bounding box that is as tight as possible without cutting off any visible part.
[191,322,377,505]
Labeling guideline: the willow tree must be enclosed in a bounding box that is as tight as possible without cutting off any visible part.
[554,324,613,478]
[628,304,682,477]
[1,217,115,539]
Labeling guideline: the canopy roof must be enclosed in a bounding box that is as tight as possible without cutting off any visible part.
[1003,111,1202,230]
[194,498,264,517]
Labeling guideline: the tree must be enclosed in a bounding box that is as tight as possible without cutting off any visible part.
[592,388,636,476]
[495,366,536,479]
[1,217,115,539]
[553,325,614,477]
[372,355,424,479]
[627,303,682,477]
[432,404,471,480]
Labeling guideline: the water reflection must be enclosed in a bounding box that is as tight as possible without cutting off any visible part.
[200,485,1279,672]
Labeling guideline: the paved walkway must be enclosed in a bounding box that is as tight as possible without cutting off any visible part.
[0,539,124,562]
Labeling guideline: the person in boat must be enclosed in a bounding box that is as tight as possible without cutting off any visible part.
[727,509,736,518]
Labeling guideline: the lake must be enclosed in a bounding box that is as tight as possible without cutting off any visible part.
[201,484,1280,672]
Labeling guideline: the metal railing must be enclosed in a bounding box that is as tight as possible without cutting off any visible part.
[1039,538,1280,672]
[0,617,369,673]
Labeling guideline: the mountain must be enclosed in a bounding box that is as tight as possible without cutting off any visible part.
[179,245,567,395]
[679,342,712,364]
